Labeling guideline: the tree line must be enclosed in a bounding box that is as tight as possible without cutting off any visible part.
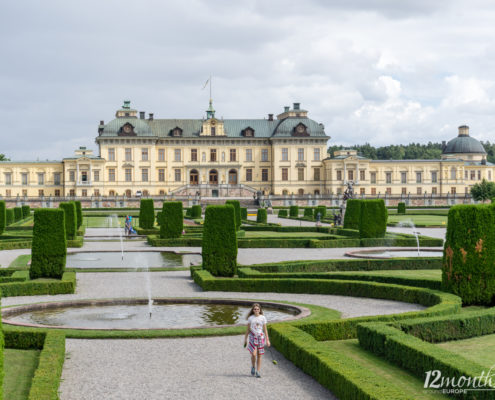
[327,142,495,163]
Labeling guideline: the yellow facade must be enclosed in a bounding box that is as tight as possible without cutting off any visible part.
[0,102,492,200]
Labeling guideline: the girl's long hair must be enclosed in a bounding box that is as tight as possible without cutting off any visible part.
[247,303,264,319]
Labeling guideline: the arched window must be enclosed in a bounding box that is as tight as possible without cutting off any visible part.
[298,189,304,196]
[159,190,165,195]
[125,189,132,197]
[314,190,320,195]
[209,169,218,185]
[282,190,289,195]
[228,169,237,185]
[143,190,149,197]
[190,169,199,185]
[109,190,115,196]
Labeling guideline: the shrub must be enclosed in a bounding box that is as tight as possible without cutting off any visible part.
[0,201,5,235]
[359,199,387,239]
[191,205,202,219]
[202,205,237,277]
[59,202,77,240]
[314,205,326,220]
[397,202,406,214]
[139,199,155,229]
[156,211,162,226]
[21,205,30,219]
[303,208,314,218]
[74,201,83,228]
[343,199,361,230]
[257,208,267,223]
[442,204,495,305]
[14,207,22,222]
[30,209,67,279]
[160,202,183,238]
[241,207,248,220]
[289,205,299,217]
[185,208,192,217]
[278,209,288,217]
[6,209,14,226]
[225,200,241,230]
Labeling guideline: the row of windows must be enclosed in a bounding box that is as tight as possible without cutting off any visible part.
[335,169,492,183]
[106,147,322,163]
[344,187,465,196]
[3,172,61,186]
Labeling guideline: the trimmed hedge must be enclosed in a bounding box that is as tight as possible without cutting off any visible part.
[359,199,387,239]
[397,202,406,214]
[343,199,361,230]
[21,204,30,219]
[1,272,75,297]
[303,208,314,218]
[30,209,67,279]
[314,205,326,220]
[191,205,202,219]
[289,205,299,217]
[6,209,14,226]
[256,208,267,224]
[74,201,82,228]
[442,204,495,305]
[13,207,22,222]
[139,199,155,229]
[0,201,5,235]
[202,205,237,277]
[225,200,241,230]
[160,202,183,238]
[278,209,288,217]
[240,207,247,220]
[59,202,77,240]
[156,211,162,225]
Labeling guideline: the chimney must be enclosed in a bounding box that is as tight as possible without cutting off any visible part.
[149,113,154,121]
[139,111,145,119]
[293,102,300,110]
[268,114,273,121]
[482,158,487,165]
[284,106,290,112]
[100,120,104,125]
[458,125,469,136]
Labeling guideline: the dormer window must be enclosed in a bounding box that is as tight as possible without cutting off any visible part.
[171,127,183,137]
[211,127,216,136]
[293,123,309,137]
[242,127,255,137]
[118,123,136,136]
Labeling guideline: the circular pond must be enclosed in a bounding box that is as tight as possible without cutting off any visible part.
[345,248,442,259]
[2,299,308,330]
[66,251,202,269]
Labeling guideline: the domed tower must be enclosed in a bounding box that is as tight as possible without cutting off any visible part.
[441,125,487,162]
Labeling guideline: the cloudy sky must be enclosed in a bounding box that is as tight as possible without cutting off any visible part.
[1,0,495,160]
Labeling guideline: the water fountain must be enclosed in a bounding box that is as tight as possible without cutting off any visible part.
[397,220,420,256]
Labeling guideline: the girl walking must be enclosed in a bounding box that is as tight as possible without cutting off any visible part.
[244,303,270,378]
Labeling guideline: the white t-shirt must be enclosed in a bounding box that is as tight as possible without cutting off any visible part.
[248,315,267,335]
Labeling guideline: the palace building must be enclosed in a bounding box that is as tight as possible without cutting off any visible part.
[0,100,492,203]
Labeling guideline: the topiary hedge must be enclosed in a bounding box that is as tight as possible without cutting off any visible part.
[139,199,155,229]
[289,205,299,217]
[278,209,288,217]
[59,202,77,240]
[30,209,67,279]
[14,207,22,222]
[303,208,313,218]
[225,200,241,230]
[241,207,247,220]
[314,205,326,220]
[21,205,30,219]
[0,201,5,235]
[202,205,237,277]
[343,199,361,230]
[256,208,267,223]
[156,211,162,226]
[160,202,183,238]
[191,205,202,219]
[6,208,14,226]
[442,204,495,305]
[397,202,406,214]
[359,199,387,239]
[74,201,83,228]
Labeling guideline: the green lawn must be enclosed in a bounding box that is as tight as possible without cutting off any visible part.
[84,216,138,228]
[333,269,442,280]
[388,215,447,227]
[3,348,40,400]
[244,231,334,238]
[9,254,31,268]
[437,333,495,370]
[325,340,448,399]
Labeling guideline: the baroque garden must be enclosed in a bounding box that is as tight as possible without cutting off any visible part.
[0,102,494,399]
